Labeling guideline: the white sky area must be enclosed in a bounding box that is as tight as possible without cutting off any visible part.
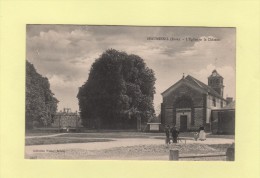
[27,25,236,115]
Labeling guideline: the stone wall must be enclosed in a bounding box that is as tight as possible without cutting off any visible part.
[193,108,203,129]
[162,84,205,130]
[164,108,173,125]
[163,85,204,108]
[206,95,226,109]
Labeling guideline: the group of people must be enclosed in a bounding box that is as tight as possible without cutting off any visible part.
[165,125,179,144]
[165,125,206,144]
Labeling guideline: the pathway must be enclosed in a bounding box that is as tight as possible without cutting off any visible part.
[25,133,67,139]
[25,137,234,155]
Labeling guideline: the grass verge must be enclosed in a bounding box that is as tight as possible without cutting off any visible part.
[25,137,114,146]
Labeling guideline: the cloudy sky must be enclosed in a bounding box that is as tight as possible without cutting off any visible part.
[26,25,236,114]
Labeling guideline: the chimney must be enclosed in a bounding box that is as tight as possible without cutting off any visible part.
[226,97,233,104]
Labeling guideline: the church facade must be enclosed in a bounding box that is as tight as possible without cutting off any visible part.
[161,70,230,132]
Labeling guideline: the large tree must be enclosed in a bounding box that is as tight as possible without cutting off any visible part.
[26,60,58,129]
[77,49,156,129]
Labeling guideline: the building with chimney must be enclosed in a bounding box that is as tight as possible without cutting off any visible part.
[161,70,235,133]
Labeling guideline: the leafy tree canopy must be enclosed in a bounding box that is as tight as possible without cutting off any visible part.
[77,49,156,129]
[26,60,58,129]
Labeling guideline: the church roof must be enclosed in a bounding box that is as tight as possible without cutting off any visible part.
[185,75,225,99]
[162,74,225,100]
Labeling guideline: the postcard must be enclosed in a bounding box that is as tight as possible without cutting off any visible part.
[25,25,236,161]
[1,1,259,178]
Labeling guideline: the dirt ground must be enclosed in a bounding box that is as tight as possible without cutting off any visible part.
[25,133,234,161]
[25,143,230,160]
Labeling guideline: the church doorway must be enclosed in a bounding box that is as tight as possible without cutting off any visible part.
[180,115,188,131]
[174,95,193,131]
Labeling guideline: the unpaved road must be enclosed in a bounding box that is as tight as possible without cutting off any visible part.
[25,137,234,155]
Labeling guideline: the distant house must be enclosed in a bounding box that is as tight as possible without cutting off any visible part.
[52,108,82,129]
[161,70,235,133]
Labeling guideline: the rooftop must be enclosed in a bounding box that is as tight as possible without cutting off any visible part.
[185,75,225,100]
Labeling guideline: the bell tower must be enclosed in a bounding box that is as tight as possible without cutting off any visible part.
[208,70,224,97]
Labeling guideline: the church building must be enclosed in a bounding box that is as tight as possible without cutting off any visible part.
[160,70,232,132]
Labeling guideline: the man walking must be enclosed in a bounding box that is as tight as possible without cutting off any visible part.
[171,126,179,143]
[165,125,170,144]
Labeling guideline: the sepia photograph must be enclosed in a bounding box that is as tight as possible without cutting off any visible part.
[25,25,236,161]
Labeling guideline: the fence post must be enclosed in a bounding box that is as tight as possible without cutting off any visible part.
[169,149,179,161]
[226,143,235,161]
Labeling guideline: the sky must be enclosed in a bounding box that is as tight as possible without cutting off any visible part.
[26,25,236,114]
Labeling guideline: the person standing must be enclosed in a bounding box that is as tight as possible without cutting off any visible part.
[165,125,170,144]
[194,132,199,141]
[171,126,179,143]
[199,125,206,141]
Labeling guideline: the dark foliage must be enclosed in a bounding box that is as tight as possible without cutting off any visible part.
[77,49,156,129]
[26,60,58,129]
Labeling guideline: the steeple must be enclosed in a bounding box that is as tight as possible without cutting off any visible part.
[208,70,224,97]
